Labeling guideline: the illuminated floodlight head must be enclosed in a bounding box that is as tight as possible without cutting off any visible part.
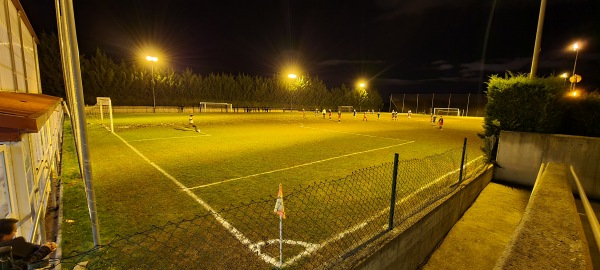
[356,79,367,89]
[288,73,297,79]
[146,56,158,62]
[560,73,568,78]
[573,42,579,51]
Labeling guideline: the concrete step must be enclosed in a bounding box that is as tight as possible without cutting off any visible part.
[421,182,530,269]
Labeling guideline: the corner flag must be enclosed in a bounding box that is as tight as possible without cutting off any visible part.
[274,183,286,219]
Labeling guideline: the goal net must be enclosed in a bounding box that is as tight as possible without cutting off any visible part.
[199,102,232,113]
[338,106,354,112]
[86,97,114,132]
[433,108,460,116]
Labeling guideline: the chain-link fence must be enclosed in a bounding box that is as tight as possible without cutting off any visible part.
[390,93,487,117]
[51,144,486,270]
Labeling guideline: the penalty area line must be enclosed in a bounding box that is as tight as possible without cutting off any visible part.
[301,126,405,141]
[127,134,211,142]
[187,140,415,190]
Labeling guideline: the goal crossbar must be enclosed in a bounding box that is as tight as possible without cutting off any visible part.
[94,97,114,132]
[338,106,354,112]
[199,102,232,112]
[433,108,460,116]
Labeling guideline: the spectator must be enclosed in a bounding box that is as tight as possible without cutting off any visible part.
[0,218,57,268]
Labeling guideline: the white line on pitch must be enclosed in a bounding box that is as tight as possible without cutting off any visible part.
[111,132,277,266]
[290,155,487,261]
[187,140,415,190]
[127,134,211,142]
[301,126,405,141]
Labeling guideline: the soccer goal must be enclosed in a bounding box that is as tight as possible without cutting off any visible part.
[338,106,354,112]
[86,97,114,132]
[433,108,460,116]
[199,102,233,113]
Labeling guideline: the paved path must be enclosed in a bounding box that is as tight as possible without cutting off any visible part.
[422,182,600,269]
[422,182,530,269]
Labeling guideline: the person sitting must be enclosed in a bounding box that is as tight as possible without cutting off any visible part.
[0,218,57,268]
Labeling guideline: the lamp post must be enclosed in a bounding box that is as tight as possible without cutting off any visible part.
[570,43,580,92]
[560,73,568,81]
[288,73,297,111]
[357,81,367,112]
[146,56,158,113]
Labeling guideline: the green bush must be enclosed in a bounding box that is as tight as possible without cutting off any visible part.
[563,92,600,137]
[483,73,568,137]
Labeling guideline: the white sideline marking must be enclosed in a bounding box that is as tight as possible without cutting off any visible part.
[127,134,210,142]
[187,140,415,190]
[301,126,405,141]
[111,132,280,266]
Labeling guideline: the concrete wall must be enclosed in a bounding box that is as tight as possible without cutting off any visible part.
[494,163,592,269]
[495,131,600,199]
[347,165,493,270]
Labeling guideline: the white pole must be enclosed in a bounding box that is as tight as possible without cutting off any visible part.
[416,94,419,113]
[57,0,101,246]
[431,93,434,114]
[279,215,283,268]
[401,93,405,113]
[530,0,547,79]
[466,93,471,117]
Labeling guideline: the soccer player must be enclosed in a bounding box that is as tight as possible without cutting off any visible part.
[353,109,357,119]
[189,114,200,132]
[377,110,381,120]
[328,109,332,120]
[408,110,412,119]
[302,108,306,119]
[322,108,327,119]
[438,116,444,130]
[363,112,368,121]
[338,111,342,123]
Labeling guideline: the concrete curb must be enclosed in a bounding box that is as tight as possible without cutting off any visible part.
[494,162,592,269]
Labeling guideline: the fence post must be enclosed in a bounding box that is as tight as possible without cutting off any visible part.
[459,138,467,182]
[388,153,399,231]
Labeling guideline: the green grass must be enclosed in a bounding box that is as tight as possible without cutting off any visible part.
[60,112,485,266]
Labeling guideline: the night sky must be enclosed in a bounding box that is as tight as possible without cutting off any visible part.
[20,0,600,97]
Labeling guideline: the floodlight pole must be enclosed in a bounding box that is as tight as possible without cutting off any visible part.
[152,64,156,113]
[56,0,101,246]
[529,0,547,78]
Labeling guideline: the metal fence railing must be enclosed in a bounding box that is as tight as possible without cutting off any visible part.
[48,143,487,270]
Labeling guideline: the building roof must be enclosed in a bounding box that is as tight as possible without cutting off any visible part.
[0,92,62,142]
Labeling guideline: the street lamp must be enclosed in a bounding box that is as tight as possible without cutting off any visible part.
[570,43,580,92]
[357,81,367,112]
[146,56,158,113]
[560,73,568,81]
[287,73,297,111]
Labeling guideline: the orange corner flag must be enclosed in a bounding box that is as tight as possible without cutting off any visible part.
[274,183,286,219]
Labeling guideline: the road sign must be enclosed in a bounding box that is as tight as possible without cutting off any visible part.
[569,75,582,83]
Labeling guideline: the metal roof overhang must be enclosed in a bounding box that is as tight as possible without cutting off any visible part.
[0,92,62,142]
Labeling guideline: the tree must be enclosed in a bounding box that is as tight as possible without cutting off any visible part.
[38,32,65,98]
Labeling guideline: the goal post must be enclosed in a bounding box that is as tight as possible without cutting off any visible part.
[433,108,460,116]
[338,106,354,112]
[86,97,114,132]
[199,102,233,113]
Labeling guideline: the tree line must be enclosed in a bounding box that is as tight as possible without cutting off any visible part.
[38,33,383,110]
